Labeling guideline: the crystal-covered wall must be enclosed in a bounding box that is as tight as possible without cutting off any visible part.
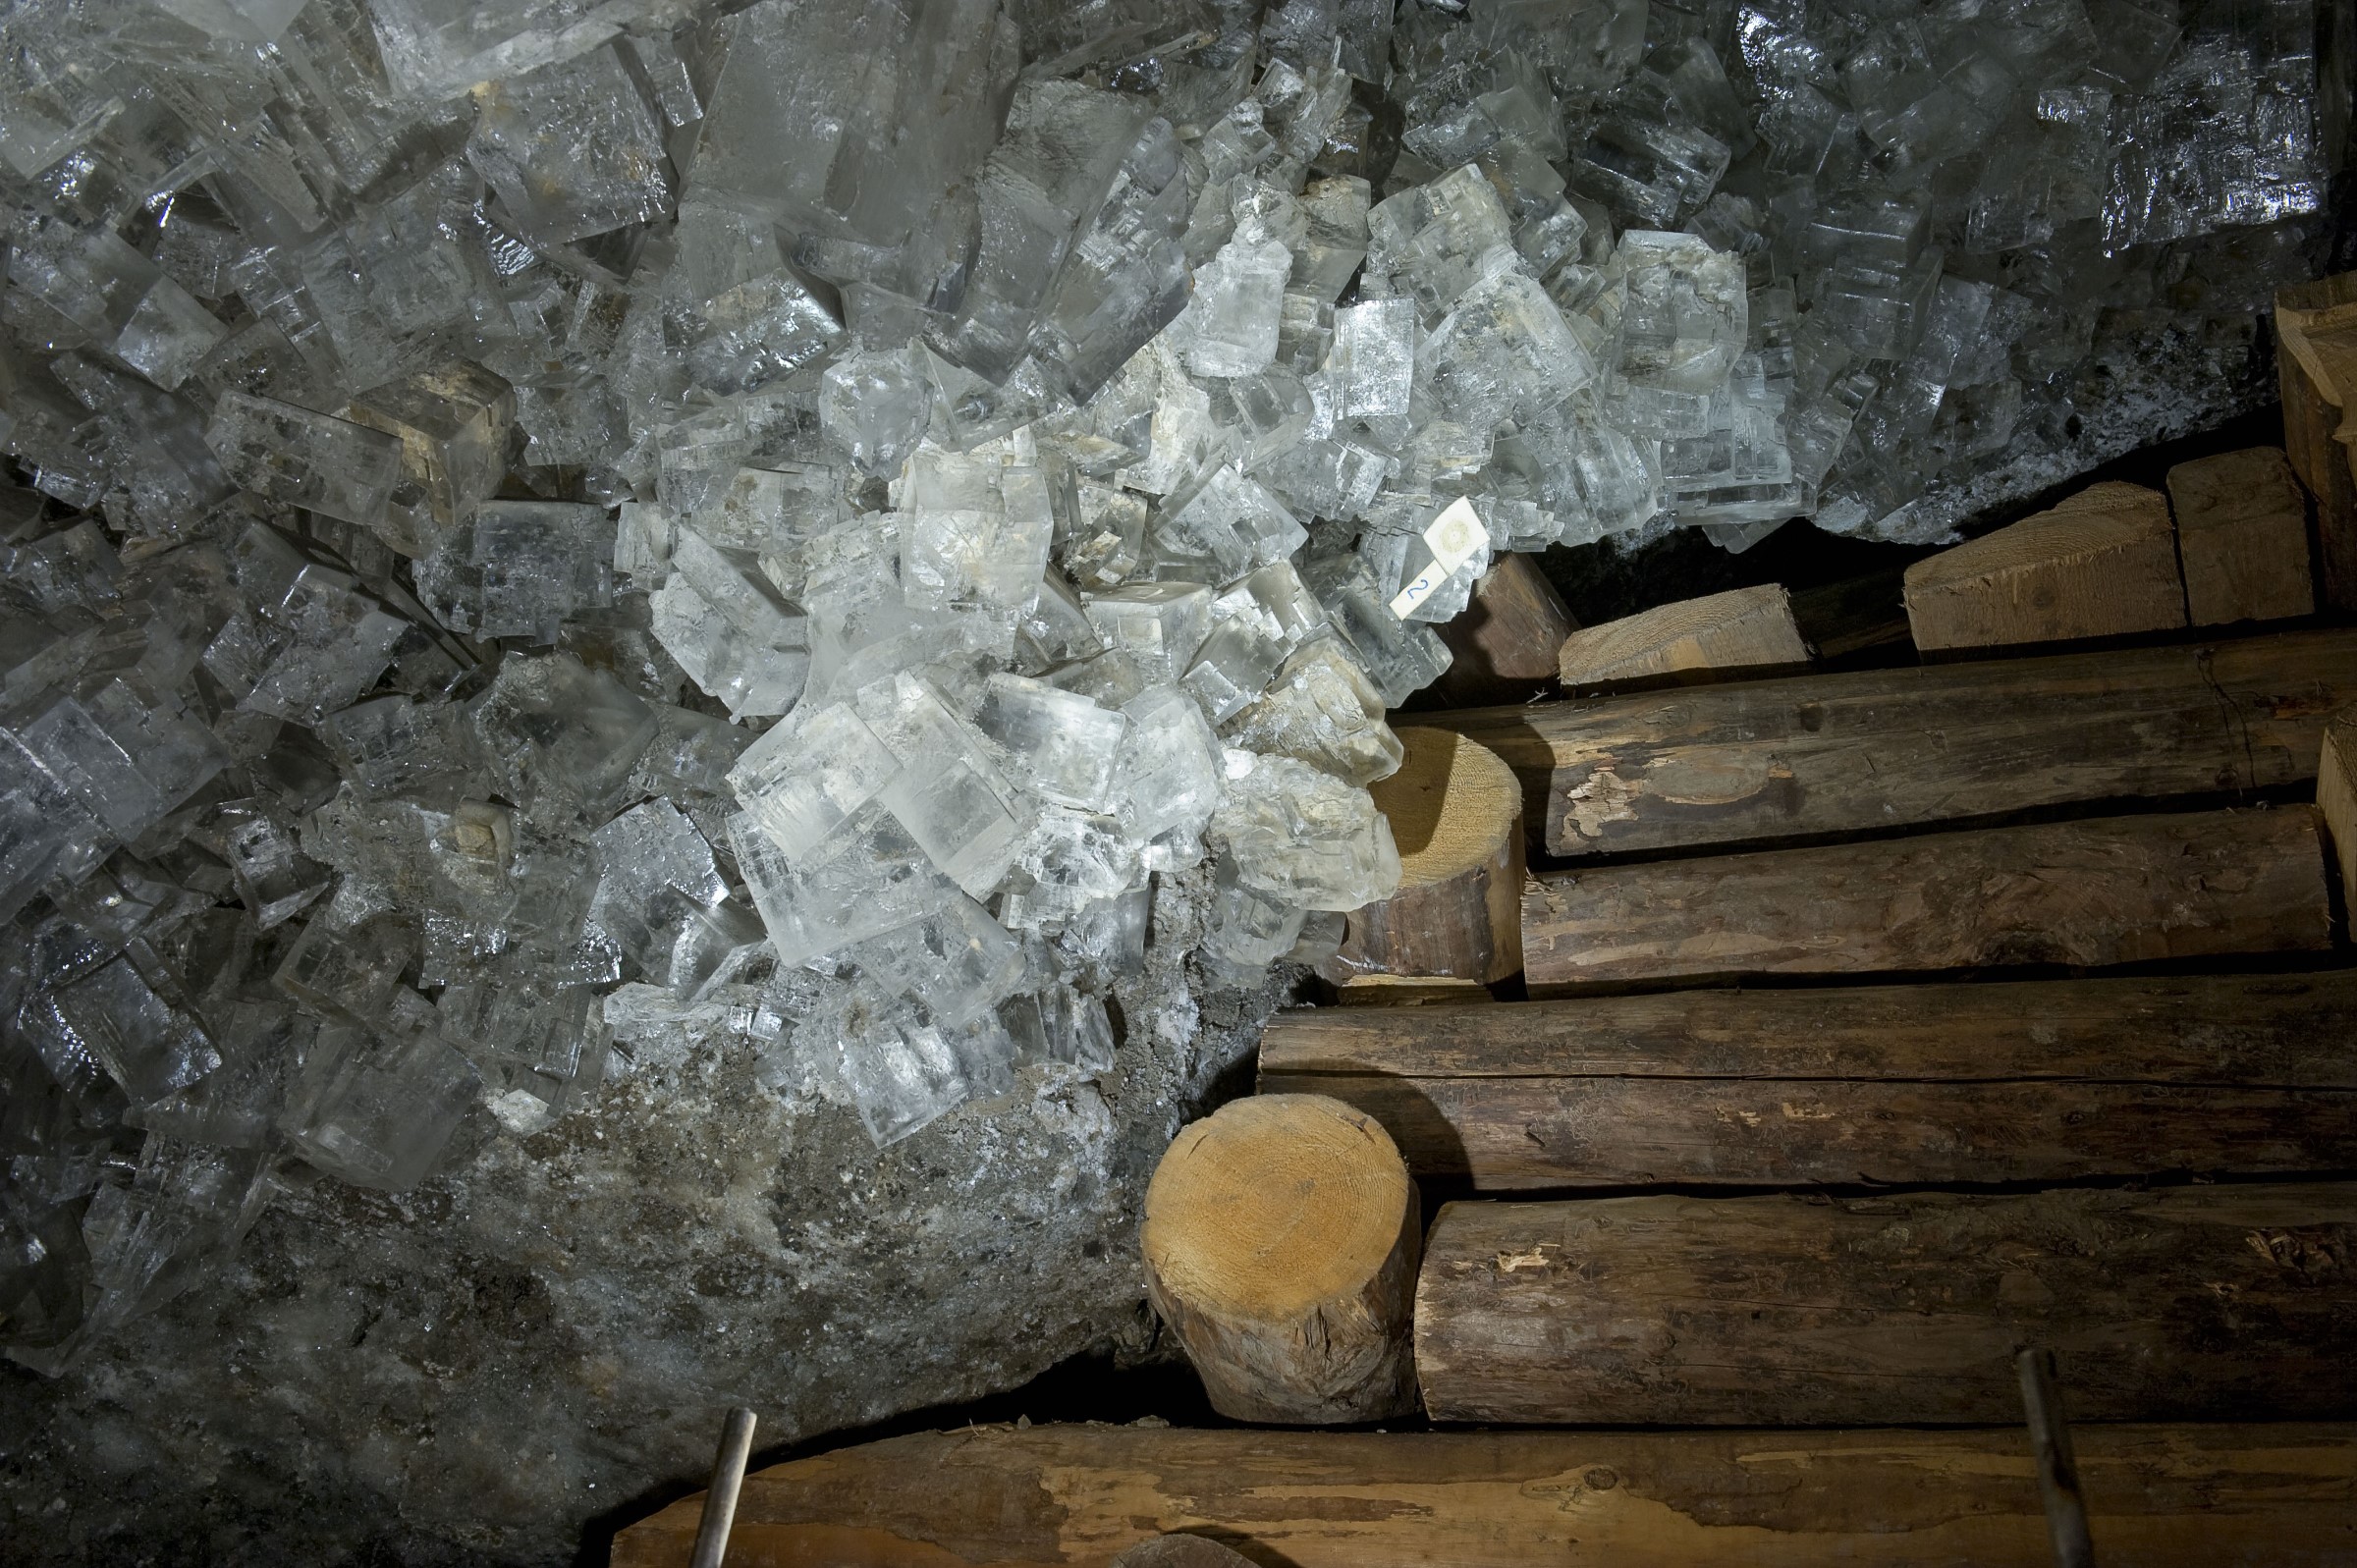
[0,0,2341,1557]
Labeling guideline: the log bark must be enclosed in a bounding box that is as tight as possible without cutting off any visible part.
[1416,1182,2357,1427]
[1427,627,2357,859]
[1426,552,1576,706]
[2276,273,2357,612]
[1259,970,2357,1188]
[1520,806,2330,991]
[1903,482,2185,651]
[608,1420,2357,1567]
[1556,583,1809,691]
[2321,706,2357,901]
[1139,1094,1419,1424]
[1323,728,1522,984]
[2165,448,2315,624]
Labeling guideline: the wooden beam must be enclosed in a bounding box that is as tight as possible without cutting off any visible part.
[1140,1095,1419,1424]
[1556,583,1809,691]
[2165,448,2315,624]
[1415,1182,2357,1427]
[1325,728,1523,984]
[1426,552,1575,706]
[1903,482,2185,651]
[609,1420,2357,1567]
[1427,627,2357,859]
[2321,706,2357,902]
[1520,807,2330,991]
[1259,970,2357,1188]
[2275,273,2357,612]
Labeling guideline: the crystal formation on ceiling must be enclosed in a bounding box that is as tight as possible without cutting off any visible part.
[0,0,2330,1365]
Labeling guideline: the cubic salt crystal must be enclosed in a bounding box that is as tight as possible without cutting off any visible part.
[1223,637,1402,786]
[1150,465,1307,581]
[1081,581,1213,681]
[365,0,687,101]
[974,674,1127,813]
[416,501,613,645]
[344,362,517,558]
[649,528,809,720]
[1209,753,1400,912]
[204,393,403,529]
[466,44,674,245]
[1111,684,1224,844]
[863,673,1033,898]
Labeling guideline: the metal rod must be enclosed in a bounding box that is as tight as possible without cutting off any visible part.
[687,1406,758,1568]
[2016,1348,2095,1568]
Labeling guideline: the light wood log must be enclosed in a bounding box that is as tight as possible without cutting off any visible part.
[1323,728,1522,984]
[2275,273,2357,611]
[1259,970,2357,1188]
[1429,627,2357,859]
[2319,705,2357,900]
[608,1420,2357,1567]
[1333,974,1495,1005]
[1139,1094,1418,1424]
[1415,1183,2357,1427]
[2166,448,2315,624]
[1556,583,1809,690]
[1521,806,2330,991]
[1903,482,2185,651]
[1426,552,1576,706]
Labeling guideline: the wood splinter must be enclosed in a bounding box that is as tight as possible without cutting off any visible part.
[1141,1094,1421,1425]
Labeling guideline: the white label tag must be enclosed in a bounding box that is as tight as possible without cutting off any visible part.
[1387,498,1488,619]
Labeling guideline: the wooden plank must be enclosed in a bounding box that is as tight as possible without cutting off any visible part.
[1415,1183,2357,1427]
[1521,807,2330,991]
[1427,627,2357,859]
[1425,552,1576,706]
[2277,274,2357,612]
[1556,583,1809,691]
[1903,481,2185,651]
[1333,974,1494,1005]
[1258,970,2357,1188]
[2165,448,2315,624]
[609,1420,2357,1567]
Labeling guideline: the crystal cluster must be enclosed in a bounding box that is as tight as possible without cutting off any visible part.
[0,0,2330,1362]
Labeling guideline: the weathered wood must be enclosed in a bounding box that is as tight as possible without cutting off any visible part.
[1903,482,2185,651]
[1426,551,1576,706]
[2276,273,2357,612]
[1324,728,1523,984]
[1428,627,2357,859]
[1556,583,1809,690]
[1521,807,2330,991]
[610,1420,2357,1567]
[2321,707,2357,901]
[1415,1182,2357,1427]
[1140,1095,1418,1424]
[2166,448,2315,624]
[1258,970,2357,1188]
[1333,974,1495,1005]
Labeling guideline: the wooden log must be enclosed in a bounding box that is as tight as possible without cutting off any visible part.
[1429,627,2357,859]
[1258,970,2357,1188]
[1521,806,2330,992]
[2275,273,2357,612]
[2319,705,2357,901]
[1333,974,1495,1005]
[1139,1094,1419,1424]
[1415,1183,2357,1427]
[1323,728,1522,985]
[608,1420,2357,1567]
[1426,551,1576,706]
[2165,448,2315,624]
[1902,481,2186,651]
[1556,583,1809,691]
